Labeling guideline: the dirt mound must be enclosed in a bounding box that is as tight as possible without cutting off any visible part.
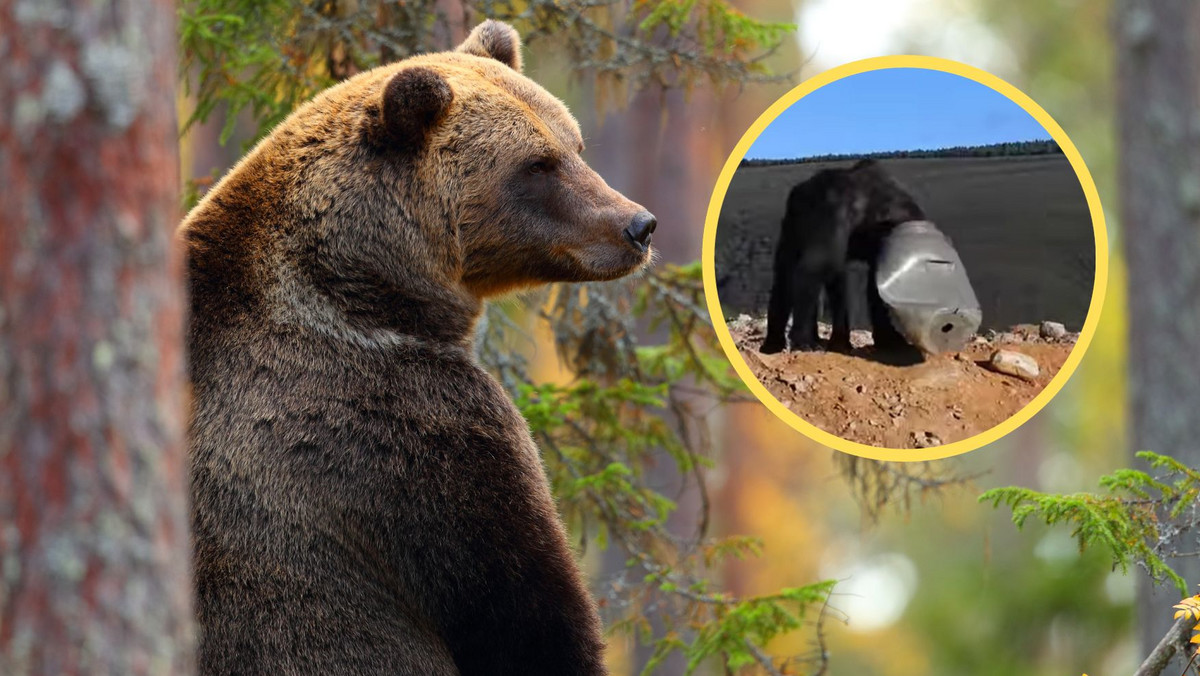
[727,316,1078,450]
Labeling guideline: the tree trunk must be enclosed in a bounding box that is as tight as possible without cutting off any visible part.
[1115,1,1200,670]
[0,1,193,674]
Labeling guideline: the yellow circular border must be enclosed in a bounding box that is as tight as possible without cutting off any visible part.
[702,56,1109,461]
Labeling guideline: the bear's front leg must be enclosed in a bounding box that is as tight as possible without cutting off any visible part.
[378,391,609,676]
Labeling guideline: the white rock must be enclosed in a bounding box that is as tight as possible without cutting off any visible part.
[728,314,754,331]
[988,349,1040,381]
[778,372,809,393]
[911,431,942,448]
[1040,321,1067,341]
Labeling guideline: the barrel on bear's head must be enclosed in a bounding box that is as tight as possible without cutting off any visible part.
[875,219,981,354]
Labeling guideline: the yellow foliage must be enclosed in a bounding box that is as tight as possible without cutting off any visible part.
[1171,595,1200,622]
[1172,591,1200,655]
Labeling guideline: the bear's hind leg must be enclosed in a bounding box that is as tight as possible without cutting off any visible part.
[825,271,853,353]
[761,250,794,354]
[786,266,823,351]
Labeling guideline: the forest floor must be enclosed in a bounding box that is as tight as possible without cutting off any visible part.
[727,316,1079,450]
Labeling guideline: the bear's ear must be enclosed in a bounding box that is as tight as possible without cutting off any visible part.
[455,20,523,72]
[377,66,453,150]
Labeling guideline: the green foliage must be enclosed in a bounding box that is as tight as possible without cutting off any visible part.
[636,0,793,58]
[639,582,837,676]
[180,0,327,144]
[179,0,794,147]
[981,451,1200,596]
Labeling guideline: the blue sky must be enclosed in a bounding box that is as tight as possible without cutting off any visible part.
[745,68,1051,159]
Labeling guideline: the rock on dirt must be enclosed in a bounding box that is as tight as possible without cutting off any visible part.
[911,431,943,449]
[728,314,764,335]
[987,349,1040,381]
[1040,321,1067,341]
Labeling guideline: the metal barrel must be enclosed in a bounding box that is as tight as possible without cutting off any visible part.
[875,220,981,354]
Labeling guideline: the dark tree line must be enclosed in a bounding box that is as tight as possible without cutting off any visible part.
[740,138,1063,167]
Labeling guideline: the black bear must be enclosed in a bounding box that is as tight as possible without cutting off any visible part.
[761,159,925,354]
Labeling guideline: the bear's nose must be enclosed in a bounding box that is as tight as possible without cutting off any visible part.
[623,211,657,250]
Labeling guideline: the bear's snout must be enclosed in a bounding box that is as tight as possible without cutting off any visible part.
[623,210,657,252]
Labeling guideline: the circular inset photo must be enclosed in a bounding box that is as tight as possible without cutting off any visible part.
[703,57,1107,460]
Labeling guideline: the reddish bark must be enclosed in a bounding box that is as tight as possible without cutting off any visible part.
[0,1,193,674]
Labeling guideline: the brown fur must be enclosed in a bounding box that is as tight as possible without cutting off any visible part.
[181,20,652,675]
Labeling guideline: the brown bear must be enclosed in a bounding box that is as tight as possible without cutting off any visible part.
[180,20,655,675]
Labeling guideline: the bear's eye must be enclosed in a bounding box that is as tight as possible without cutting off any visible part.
[527,159,557,175]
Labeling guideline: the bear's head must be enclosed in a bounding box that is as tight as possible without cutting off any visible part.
[182,21,655,344]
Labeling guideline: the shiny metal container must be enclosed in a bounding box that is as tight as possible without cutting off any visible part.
[875,220,981,354]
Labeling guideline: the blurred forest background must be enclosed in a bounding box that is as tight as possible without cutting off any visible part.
[6,0,1200,675]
